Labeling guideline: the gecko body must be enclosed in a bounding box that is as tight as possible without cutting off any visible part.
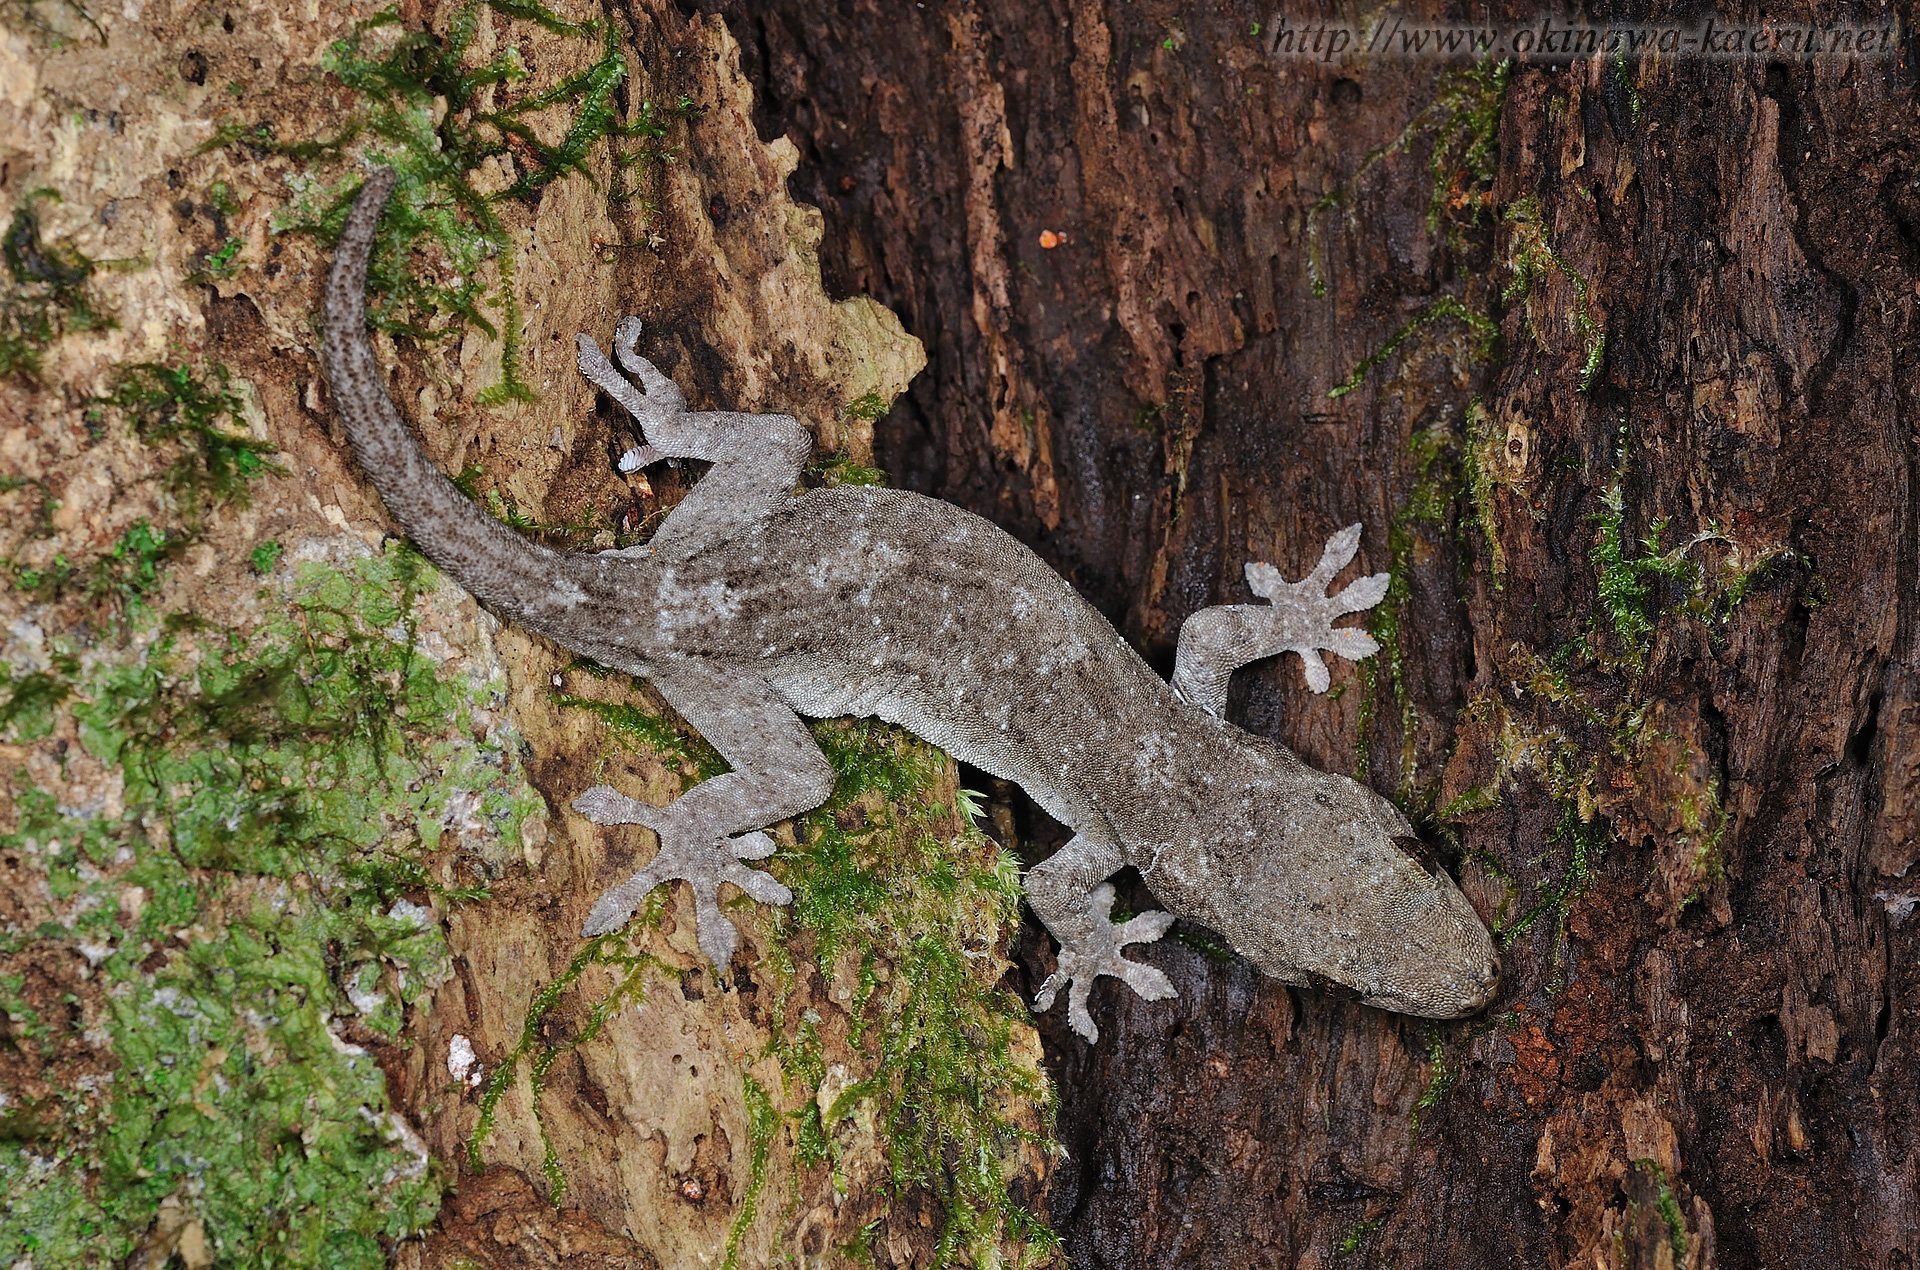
[325,169,1497,1041]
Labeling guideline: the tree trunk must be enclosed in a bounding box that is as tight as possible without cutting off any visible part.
[2,0,1915,1267]
[697,1,1920,1266]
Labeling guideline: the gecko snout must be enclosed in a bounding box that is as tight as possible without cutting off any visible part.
[1354,835,1501,1019]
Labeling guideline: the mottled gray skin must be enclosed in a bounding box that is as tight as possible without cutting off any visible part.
[325,169,1498,1042]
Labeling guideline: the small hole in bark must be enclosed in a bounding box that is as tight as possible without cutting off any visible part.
[1331,77,1362,115]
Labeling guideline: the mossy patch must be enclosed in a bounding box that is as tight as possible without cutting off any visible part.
[0,544,544,1267]
[1352,420,1470,804]
[530,687,1058,1266]
[1452,422,1788,948]
[1306,58,1509,297]
[1502,197,1606,392]
[5,360,280,624]
[89,361,288,527]
[210,1,694,405]
[0,189,117,380]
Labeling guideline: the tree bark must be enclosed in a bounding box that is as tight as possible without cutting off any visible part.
[3,0,1916,1266]
[697,1,1920,1266]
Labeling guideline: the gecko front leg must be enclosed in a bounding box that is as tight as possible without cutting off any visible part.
[1171,523,1390,716]
[1026,834,1177,1043]
[572,657,835,970]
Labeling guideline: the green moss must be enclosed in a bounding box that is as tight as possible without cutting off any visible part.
[1587,425,1780,670]
[1353,423,1470,802]
[1407,1027,1457,1137]
[0,544,544,1267]
[1337,1214,1385,1255]
[1326,295,1498,401]
[770,721,1057,1268]
[1502,197,1606,392]
[1494,804,1608,992]
[0,660,73,743]
[1,188,116,379]
[466,907,671,1192]
[9,521,182,617]
[213,2,693,404]
[1306,57,1510,295]
[720,1073,779,1270]
[1461,398,1506,583]
[524,703,1056,1265]
[1612,53,1644,126]
[552,691,729,787]
[91,362,287,525]
[1627,1159,1689,1259]
[811,454,890,489]
[840,391,891,423]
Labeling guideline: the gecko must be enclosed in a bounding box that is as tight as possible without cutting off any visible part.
[324,168,1498,1042]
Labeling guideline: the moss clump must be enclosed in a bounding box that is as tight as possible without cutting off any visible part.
[1306,58,1510,296]
[1501,804,1610,974]
[720,1073,780,1270]
[551,690,728,787]
[813,455,891,488]
[467,902,671,1197]
[89,362,288,525]
[213,2,694,404]
[0,544,543,1267]
[1587,424,1791,671]
[0,189,116,379]
[6,361,282,621]
[1326,296,1498,401]
[1502,197,1606,391]
[1352,421,1472,803]
[1336,1213,1386,1255]
[1452,418,1791,937]
[770,720,1056,1268]
[537,685,1058,1267]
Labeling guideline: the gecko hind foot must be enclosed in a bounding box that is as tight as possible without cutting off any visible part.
[575,317,687,432]
[572,784,791,969]
[1031,883,1178,1043]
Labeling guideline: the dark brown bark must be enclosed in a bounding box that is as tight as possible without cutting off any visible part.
[691,1,1920,1265]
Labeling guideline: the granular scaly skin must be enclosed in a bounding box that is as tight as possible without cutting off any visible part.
[324,169,1498,1042]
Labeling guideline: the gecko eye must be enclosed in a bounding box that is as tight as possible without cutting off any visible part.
[1391,835,1448,881]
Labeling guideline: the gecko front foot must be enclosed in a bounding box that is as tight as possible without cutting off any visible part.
[572,785,791,970]
[1031,883,1178,1043]
[1171,523,1392,714]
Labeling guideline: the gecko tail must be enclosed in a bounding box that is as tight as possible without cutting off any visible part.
[322,167,578,631]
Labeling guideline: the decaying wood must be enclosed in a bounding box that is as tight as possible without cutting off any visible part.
[703,1,1919,1265]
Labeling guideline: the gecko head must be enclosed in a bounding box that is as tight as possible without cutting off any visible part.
[1228,767,1500,1019]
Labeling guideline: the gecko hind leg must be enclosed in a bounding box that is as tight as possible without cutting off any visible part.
[572,657,834,972]
[571,785,789,968]
[1025,834,1177,1043]
[577,320,813,555]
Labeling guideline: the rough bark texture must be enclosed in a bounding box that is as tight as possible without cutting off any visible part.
[2,3,1046,1269]
[4,0,1918,1266]
[694,1,1920,1266]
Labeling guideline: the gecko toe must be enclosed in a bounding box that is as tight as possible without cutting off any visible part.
[729,830,778,861]
[573,785,661,827]
[1117,960,1177,1002]
[692,888,742,970]
[722,860,792,906]
[1066,977,1100,1043]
